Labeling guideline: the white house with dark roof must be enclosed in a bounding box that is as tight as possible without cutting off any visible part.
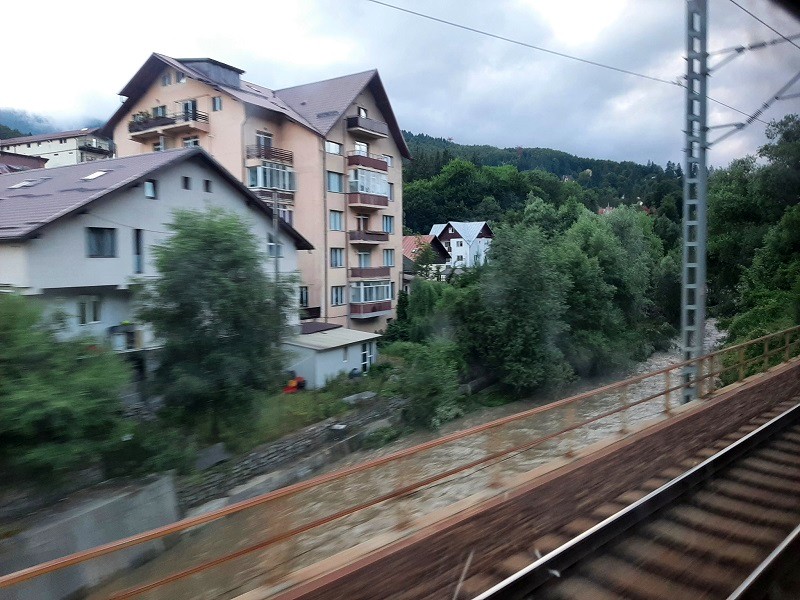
[0,128,112,168]
[0,148,312,376]
[429,221,494,268]
[102,53,410,333]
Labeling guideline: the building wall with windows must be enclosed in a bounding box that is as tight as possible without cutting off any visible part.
[0,158,301,344]
[0,130,112,168]
[107,55,407,333]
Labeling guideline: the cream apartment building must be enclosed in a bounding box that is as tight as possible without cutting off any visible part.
[102,53,410,332]
[0,128,112,167]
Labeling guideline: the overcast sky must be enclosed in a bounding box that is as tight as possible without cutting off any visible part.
[4,0,800,167]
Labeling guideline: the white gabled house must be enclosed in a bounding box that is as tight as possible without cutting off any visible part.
[0,147,313,379]
[429,221,494,268]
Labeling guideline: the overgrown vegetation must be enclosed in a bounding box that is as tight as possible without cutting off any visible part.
[0,294,130,482]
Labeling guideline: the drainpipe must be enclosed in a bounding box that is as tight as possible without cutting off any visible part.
[322,137,330,323]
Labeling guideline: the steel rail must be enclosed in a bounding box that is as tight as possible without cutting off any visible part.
[472,401,800,600]
[1,326,798,591]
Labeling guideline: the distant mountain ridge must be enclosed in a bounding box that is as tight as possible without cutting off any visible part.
[0,109,104,140]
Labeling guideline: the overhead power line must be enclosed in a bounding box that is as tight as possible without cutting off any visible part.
[362,0,768,125]
[709,31,800,55]
[727,0,800,54]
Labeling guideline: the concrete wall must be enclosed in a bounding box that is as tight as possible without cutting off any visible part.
[0,244,28,289]
[0,475,179,600]
[284,342,372,389]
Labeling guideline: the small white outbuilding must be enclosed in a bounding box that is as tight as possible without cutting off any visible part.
[284,323,380,389]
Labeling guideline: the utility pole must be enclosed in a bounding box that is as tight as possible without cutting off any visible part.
[681,0,708,402]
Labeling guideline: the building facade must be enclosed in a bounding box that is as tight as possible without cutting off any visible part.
[102,54,410,332]
[0,149,312,384]
[429,221,494,268]
[0,128,112,167]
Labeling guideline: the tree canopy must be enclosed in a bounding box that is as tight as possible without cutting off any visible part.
[138,207,294,433]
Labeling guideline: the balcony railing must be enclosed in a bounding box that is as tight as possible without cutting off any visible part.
[346,151,388,171]
[128,111,209,134]
[246,145,293,164]
[350,300,392,318]
[348,230,389,244]
[78,138,112,154]
[347,193,389,209]
[350,266,391,278]
[300,306,321,320]
[346,116,389,138]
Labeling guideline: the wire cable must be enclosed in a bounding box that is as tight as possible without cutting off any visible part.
[362,0,769,126]
[727,0,800,54]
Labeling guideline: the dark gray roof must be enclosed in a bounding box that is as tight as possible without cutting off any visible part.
[0,148,313,250]
[0,128,102,147]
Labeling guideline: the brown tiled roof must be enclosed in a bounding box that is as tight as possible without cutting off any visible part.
[402,234,449,262]
[276,70,412,159]
[0,128,101,147]
[0,148,313,249]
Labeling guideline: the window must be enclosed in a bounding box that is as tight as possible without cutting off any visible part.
[78,296,102,325]
[350,280,392,303]
[176,71,186,83]
[327,171,343,193]
[81,170,108,181]
[153,105,167,117]
[325,140,342,155]
[356,214,369,231]
[361,341,375,372]
[133,229,143,274]
[268,233,283,258]
[358,106,368,118]
[383,249,395,267]
[59,138,66,144]
[329,210,343,231]
[383,154,393,167]
[86,227,116,258]
[330,248,344,268]
[182,176,191,190]
[391,281,396,299]
[331,285,345,306]
[299,286,309,308]
[247,163,296,191]
[455,240,463,247]
[182,99,198,120]
[342,347,348,362]
[256,131,272,149]
[212,96,222,111]
[161,73,172,86]
[382,215,394,234]
[277,204,294,225]
[183,136,199,147]
[144,179,157,198]
[152,141,164,152]
[358,251,371,268]
[354,141,368,157]
[204,179,212,193]
[348,169,389,196]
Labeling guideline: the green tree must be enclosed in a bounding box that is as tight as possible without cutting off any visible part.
[138,207,293,435]
[0,294,129,481]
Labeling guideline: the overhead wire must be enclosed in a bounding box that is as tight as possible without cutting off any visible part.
[726,0,800,54]
[362,0,771,126]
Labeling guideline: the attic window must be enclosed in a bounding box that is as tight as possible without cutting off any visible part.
[8,178,47,189]
[82,170,110,181]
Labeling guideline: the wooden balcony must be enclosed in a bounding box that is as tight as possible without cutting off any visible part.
[347,193,389,210]
[350,300,392,319]
[245,145,293,164]
[348,230,389,245]
[346,151,388,171]
[346,116,389,139]
[350,266,391,278]
[128,111,210,139]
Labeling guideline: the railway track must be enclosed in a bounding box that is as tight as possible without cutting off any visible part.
[459,398,800,600]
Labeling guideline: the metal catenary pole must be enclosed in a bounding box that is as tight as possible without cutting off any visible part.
[682,0,708,402]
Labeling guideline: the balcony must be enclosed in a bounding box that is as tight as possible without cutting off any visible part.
[346,151,388,171]
[300,306,321,320]
[350,266,391,278]
[346,116,389,139]
[350,300,392,319]
[246,145,293,164]
[128,111,210,139]
[347,193,388,210]
[107,324,159,352]
[77,137,112,155]
[251,188,295,202]
[348,230,389,245]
